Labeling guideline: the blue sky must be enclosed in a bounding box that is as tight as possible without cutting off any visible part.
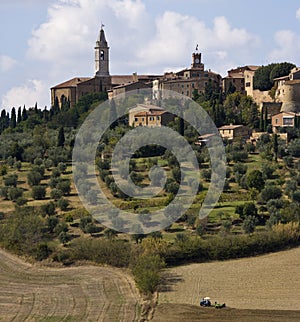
[1,0,300,111]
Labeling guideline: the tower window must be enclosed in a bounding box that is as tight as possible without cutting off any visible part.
[100,50,104,60]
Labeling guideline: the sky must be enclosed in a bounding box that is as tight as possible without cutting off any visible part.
[1,0,300,112]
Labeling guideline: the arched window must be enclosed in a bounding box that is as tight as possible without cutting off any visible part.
[100,50,104,60]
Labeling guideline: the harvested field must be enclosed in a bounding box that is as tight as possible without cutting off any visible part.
[0,248,141,321]
[157,247,300,311]
[153,303,300,322]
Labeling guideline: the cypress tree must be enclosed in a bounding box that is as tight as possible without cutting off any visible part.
[259,108,263,132]
[22,105,28,121]
[273,133,278,162]
[57,126,65,147]
[10,107,16,128]
[264,106,268,132]
[17,106,22,123]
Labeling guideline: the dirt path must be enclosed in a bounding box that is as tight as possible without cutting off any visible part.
[0,248,141,321]
[158,247,300,311]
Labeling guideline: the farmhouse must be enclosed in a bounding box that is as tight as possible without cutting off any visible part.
[271,111,300,132]
[128,104,175,127]
[218,124,251,141]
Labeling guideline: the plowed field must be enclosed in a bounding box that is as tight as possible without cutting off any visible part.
[0,248,140,321]
[154,247,300,321]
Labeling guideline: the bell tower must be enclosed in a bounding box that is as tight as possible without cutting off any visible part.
[95,25,110,77]
[192,52,204,70]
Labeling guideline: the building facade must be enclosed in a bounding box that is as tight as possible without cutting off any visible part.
[51,27,161,107]
[156,52,221,99]
[275,67,300,113]
[218,124,252,141]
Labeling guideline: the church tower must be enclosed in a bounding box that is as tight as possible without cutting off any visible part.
[95,25,110,77]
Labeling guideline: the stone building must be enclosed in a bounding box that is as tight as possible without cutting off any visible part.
[155,52,221,99]
[129,103,176,128]
[51,26,161,107]
[275,67,300,113]
[218,124,251,141]
[271,111,298,132]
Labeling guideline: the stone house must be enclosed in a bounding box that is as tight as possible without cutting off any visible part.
[271,111,300,132]
[128,104,174,127]
[218,124,252,141]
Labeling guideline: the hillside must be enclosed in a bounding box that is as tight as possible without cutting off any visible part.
[154,246,300,320]
[0,248,141,321]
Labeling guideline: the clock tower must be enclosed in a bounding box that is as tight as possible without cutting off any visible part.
[192,52,204,70]
[95,25,110,77]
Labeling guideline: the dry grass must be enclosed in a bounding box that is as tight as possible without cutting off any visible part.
[157,247,300,311]
[0,248,141,321]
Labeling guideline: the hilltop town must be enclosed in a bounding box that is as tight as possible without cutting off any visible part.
[51,26,300,137]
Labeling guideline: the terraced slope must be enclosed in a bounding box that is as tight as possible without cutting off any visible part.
[0,248,140,321]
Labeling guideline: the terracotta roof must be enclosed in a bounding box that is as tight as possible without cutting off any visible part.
[112,81,151,90]
[223,73,244,79]
[111,75,161,86]
[273,75,289,81]
[218,124,244,130]
[271,111,297,117]
[51,77,91,89]
[134,110,167,117]
[285,79,300,85]
[246,65,260,71]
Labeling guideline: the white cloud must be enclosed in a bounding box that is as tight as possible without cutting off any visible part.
[0,55,17,72]
[296,8,300,20]
[137,12,260,74]
[26,0,151,75]
[27,0,259,76]
[14,0,262,109]
[268,30,300,63]
[1,80,49,111]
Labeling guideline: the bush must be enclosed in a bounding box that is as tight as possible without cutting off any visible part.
[27,171,42,187]
[35,243,52,261]
[59,231,72,244]
[40,202,56,216]
[31,185,46,200]
[50,188,63,201]
[70,238,131,267]
[260,186,282,203]
[246,170,265,191]
[0,209,45,256]
[15,197,28,206]
[56,179,71,196]
[4,174,18,187]
[131,254,165,294]
[242,216,258,233]
[7,187,23,201]
[57,198,69,211]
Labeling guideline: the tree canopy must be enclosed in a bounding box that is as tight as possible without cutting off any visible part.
[253,62,296,91]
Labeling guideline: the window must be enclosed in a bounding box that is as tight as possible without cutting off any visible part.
[142,118,144,122]
[245,82,250,87]
[283,118,293,126]
[187,91,189,96]
[156,116,160,120]
[275,118,278,124]
[134,117,138,122]
[100,50,104,60]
